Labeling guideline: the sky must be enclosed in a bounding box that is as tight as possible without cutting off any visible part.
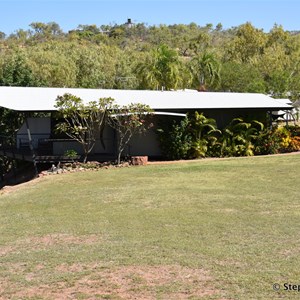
[0,0,299,35]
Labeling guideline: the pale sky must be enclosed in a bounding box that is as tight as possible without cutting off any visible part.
[1,0,299,35]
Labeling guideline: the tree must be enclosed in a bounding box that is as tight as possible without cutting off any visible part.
[0,51,43,87]
[0,31,6,40]
[219,62,266,93]
[189,52,220,91]
[27,42,78,87]
[135,44,182,90]
[55,94,113,163]
[107,103,153,164]
[29,22,63,40]
[189,31,211,55]
[226,22,267,63]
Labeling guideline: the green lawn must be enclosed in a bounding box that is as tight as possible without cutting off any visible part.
[1,154,300,299]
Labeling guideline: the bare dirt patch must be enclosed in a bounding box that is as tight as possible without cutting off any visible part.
[11,264,224,299]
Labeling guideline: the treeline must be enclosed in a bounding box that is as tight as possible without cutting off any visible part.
[0,21,300,99]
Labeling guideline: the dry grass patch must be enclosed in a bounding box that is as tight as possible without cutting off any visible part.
[10,265,221,300]
[0,234,100,256]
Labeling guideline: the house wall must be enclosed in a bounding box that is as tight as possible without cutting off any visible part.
[125,109,267,157]
[52,126,115,156]
[202,109,267,128]
[157,109,268,128]
[126,127,161,157]
[15,109,270,159]
[17,117,51,149]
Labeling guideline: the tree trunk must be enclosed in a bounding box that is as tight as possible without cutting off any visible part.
[83,155,87,164]
[117,152,121,165]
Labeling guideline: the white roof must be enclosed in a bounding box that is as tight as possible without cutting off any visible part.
[274,98,293,105]
[0,86,292,111]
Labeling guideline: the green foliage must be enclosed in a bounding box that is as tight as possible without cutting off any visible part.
[0,109,25,179]
[135,44,183,90]
[220,62,266,93]
[64,149,79,159]
[189,52,220,90]
[0,51,43,87]
[0,21,300,95]
[220,118,264,157]
[254,125,300,155]
[255,127,286,155]
[55,93,114,163]
[157,117,191,160]
[188,112,221,158]
[226,22,267,63]
[157,114,286,160]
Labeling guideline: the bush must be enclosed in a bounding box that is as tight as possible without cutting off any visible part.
[187,112,221,159]
[221,118,264,157]
[157,117,191,160]
[254,128,283,155]
[157,115,300,160]
[254,125,300,155]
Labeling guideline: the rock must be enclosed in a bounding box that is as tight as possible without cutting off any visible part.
[131,156,148,166]
[57,168,63,174]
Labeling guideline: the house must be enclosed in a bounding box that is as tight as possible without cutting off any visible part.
[271,98,298,123]
[0,86,293,164]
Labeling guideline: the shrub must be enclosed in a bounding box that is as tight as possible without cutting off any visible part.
[157,116,191,160]
[290,136,300,151]
[221,118,264,157]
[254,126,300,155]
[64,149,78,159]
[254,128,282,155]
[187,112,221,158]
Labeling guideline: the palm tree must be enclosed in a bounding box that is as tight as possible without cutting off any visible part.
[189,52,220,91]
[221,118,264,157]
[135,44,182,90]
[188,112,221,158]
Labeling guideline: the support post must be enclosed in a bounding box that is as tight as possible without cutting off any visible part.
[25,115,39,177]
[267,111,273,130]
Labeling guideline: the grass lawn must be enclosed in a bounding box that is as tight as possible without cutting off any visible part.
[0,154,300,299]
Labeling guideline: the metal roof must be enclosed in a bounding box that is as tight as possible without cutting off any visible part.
[0,86,293,112]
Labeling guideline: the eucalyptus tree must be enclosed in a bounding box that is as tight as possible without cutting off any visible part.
[257,26,298,97]
[0,31,6,40]
[73,44,115,88]
[219,62,266,93]
[113,49,139,89]
[0,50,42,86]
[26,41,77,87]
[226,22,267,63]
[29,22,64,40]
